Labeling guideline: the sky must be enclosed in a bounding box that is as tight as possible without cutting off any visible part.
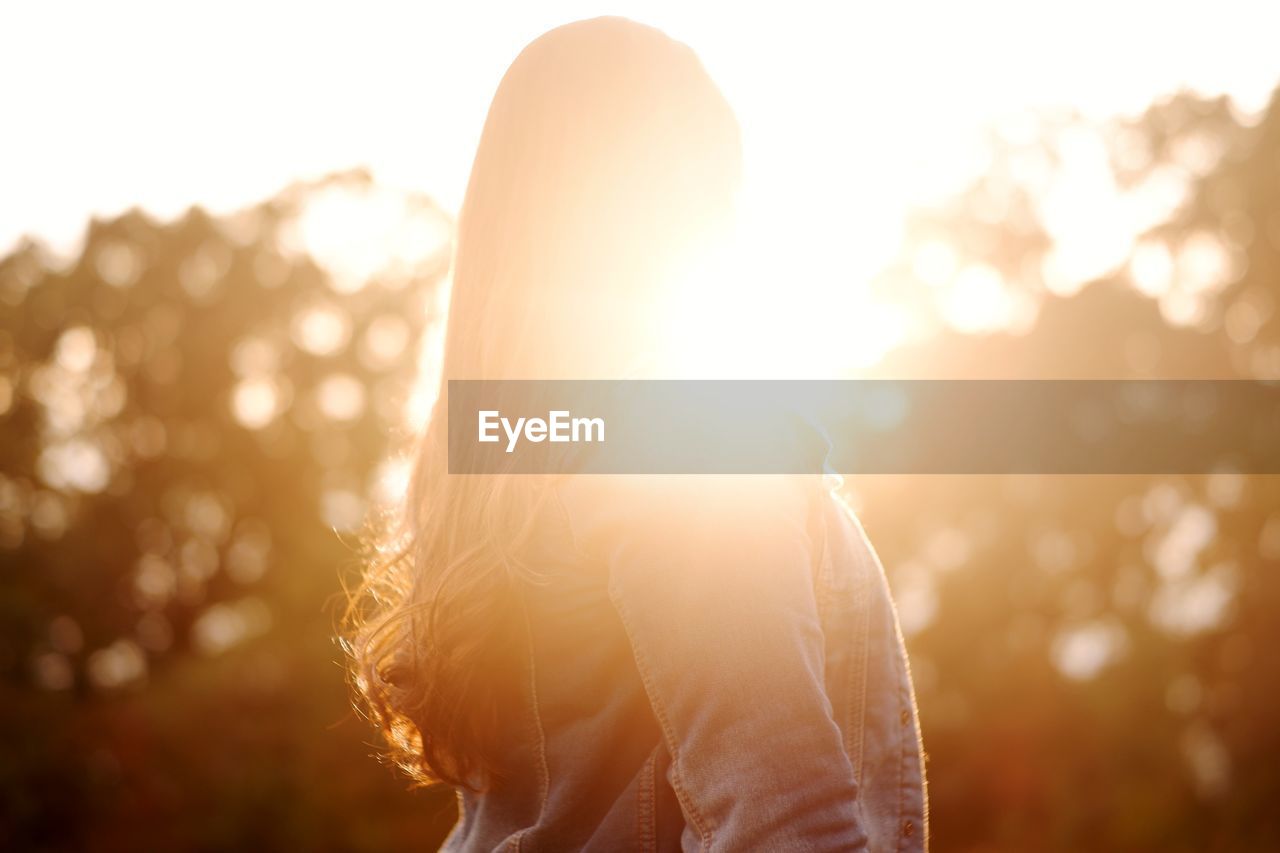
[3,0,1279,275]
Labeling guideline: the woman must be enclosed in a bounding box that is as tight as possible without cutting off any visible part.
[347,17,927,851]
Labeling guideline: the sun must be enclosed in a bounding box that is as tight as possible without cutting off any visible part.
[650,210,910,379]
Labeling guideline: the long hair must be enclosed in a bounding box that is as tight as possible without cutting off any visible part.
[344,16,742,789]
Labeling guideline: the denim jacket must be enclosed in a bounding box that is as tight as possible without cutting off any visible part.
[443,474,928,852]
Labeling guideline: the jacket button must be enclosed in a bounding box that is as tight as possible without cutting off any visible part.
[902,819,915,838]
[900,708,910,725]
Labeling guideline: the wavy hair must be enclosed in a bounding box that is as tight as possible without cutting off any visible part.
[344,16,742,789]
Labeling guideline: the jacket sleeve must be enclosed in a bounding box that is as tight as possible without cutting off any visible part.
[558,475,869,852]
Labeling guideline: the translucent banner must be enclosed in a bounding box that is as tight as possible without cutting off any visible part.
[446,380,1280,475]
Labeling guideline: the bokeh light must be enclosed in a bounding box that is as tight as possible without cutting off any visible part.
[3,4,1280,850]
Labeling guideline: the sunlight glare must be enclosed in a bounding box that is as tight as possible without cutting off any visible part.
[653,222,909,378]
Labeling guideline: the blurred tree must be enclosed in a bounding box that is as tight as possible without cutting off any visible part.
[848,86,1280,852]
[0,170,458,850]
[2,83,1279,852]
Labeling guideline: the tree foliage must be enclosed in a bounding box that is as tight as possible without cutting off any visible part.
[2,86,1279,850]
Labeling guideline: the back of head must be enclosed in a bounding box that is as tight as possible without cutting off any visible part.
[446,16,743,380]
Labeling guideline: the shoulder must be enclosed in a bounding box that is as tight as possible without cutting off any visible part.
[554,474,824,557]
